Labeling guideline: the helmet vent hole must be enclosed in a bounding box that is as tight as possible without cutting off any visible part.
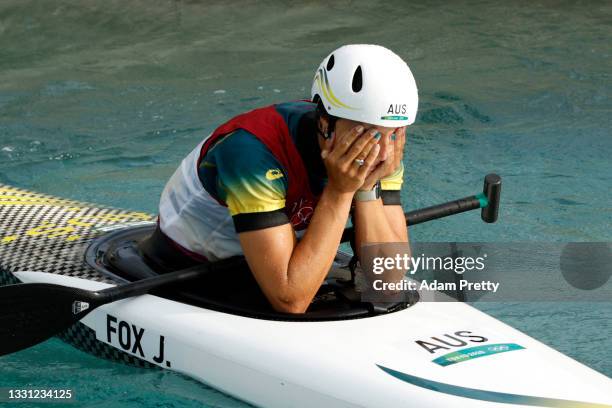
[352,66,363,93]
[326,55,335,71]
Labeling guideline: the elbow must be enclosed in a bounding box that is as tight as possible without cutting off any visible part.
[270,296,310,314]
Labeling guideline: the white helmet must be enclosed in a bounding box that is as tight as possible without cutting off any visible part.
[311,44,418,127]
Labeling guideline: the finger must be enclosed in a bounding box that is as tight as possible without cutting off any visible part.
[347,136,379,176]
[320,132,335,160]
[395,127,406,147]
[394,132,404,163]
[355,132,380,162]
[379,133,391,161]
[330,125,365,158]
[343,129,379,162]
[394,129,406,163]
[357,144,381,177]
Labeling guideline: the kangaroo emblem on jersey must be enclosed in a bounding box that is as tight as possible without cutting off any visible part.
[266,169,284,181]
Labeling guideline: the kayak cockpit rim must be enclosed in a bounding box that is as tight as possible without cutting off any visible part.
[84,225,418,322]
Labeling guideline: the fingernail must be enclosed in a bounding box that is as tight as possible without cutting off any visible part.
[356,125,364,133]
[373,131,381,140]
[391,133,396,141]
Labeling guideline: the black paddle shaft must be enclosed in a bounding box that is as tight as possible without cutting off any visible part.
[100,262,223,302]
[341,173,501,242]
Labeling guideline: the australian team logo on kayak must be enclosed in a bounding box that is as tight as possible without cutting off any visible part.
[416,330,489,354]
[414,330,525,367]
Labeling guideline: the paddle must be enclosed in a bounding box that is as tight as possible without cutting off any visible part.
[341,173,501,243]
[0,173,500,357]
[0,257,244,357]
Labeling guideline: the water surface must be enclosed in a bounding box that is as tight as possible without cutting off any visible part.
[1,1,610,406]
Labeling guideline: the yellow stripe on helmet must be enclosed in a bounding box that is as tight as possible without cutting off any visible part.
[316,69,356,111]
[322,69,355,110]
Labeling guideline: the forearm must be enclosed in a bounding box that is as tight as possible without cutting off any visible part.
[383,203,409,242]
[354,199,407,245]
[283,187,353,309]
[354,199,410,286]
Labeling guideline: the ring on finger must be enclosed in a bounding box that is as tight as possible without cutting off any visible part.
[354,158,365,166]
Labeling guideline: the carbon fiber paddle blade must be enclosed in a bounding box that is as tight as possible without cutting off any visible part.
[0,283,98,356]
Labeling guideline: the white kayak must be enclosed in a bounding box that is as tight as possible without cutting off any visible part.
[1,184,611,408]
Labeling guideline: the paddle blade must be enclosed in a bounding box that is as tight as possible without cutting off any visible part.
[0,283,99,356]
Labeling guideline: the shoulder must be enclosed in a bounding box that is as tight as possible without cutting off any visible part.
[209,129,270,157]
[209,130,280,170]
[208,129,288,193]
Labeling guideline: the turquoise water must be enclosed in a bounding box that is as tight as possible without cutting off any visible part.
[1,0,610,406]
